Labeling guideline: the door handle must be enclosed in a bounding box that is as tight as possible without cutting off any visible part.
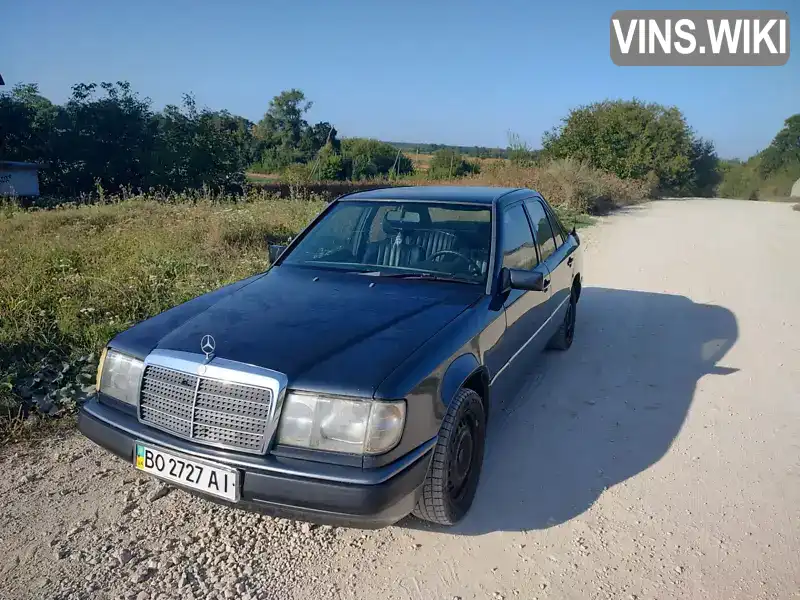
[567,256,574,267]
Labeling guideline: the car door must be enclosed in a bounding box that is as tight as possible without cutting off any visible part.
[490,202,552,400]
[524,198,573,338]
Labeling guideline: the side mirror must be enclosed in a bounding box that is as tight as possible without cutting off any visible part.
[502,267,546,292]
[268,244,287,263]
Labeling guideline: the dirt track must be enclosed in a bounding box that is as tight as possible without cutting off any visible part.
[2,199,799,599]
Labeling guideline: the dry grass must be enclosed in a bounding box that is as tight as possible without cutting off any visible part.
[408,153,505,173]
[250,159,650,217]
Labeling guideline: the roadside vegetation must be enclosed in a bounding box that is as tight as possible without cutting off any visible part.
[716,115,800,200]
[0,193,324,439]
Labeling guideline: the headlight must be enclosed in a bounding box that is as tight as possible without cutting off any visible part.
[277,393,405,455]
[97,349,144,406]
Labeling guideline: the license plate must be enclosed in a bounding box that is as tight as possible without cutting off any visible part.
[134,443,239,502]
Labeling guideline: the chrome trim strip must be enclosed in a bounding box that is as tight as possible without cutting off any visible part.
[189,369,201,437]
[137,350,288,455]
[490,294,571,386]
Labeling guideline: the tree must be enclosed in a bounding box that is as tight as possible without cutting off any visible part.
[254,89,311,147]
[542,99,718,195]
[253,90,339,172]
[0,84,60,173]
[0,81,254,196]
[758,114,800,177]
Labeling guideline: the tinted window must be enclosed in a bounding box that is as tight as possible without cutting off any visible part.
[501,205,538,270]
[525,200,557,261]
[549,211,565,246]
[429,206,490,222]
[543,202,568,246]
[282,201,491,284]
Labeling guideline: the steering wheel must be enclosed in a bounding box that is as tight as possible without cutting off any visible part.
[427,250,483,276]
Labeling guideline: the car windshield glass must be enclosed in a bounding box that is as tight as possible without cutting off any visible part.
[281,200,492,284]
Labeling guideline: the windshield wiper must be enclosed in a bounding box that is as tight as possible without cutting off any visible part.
[372,272,477,284]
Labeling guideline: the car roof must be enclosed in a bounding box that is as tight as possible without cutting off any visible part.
[339,186,537,206]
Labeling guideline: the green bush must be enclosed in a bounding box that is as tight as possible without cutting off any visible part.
[341,138,413,180]
[542,99,719,196]
[717,135,800,200]
[428,149,481,179]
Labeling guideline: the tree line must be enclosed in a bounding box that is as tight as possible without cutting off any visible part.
[2,80,796,199]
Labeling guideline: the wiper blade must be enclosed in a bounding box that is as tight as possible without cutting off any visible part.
[374,272,476,284]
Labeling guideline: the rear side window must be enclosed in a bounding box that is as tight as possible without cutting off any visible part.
[501,204,538,270]
[543,202,568,246]
[525,200,557,261]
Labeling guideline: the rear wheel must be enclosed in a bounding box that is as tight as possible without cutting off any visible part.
[413,388,486,526]
[548,290,577,351]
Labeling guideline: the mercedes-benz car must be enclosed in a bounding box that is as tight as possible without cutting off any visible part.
[79,186,583,527]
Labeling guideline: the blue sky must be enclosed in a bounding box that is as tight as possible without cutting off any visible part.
[2,0,797,159]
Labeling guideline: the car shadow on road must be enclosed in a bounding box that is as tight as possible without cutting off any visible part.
[405,287,739,534]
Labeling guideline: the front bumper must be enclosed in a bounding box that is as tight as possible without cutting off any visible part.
[78,398,432,528]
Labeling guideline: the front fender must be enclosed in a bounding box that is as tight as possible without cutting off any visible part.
[440,353,488,415]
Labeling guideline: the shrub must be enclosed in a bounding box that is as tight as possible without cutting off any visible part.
[717,155,800,199]
[341,138,413,180]
[428,149,481,179]
[542,99,719,196]
[477,158,648,214]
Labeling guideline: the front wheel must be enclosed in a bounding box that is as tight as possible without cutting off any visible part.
[412,388,486,526]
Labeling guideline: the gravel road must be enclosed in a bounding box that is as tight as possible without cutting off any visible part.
[1,199,798,600]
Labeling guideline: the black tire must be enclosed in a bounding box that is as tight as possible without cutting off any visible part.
[412,388,486,526]
[548,290,577,351]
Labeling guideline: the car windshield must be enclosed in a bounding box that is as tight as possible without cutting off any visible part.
[281,200,492,284]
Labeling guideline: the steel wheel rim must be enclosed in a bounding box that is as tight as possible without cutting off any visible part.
[447,414,476,502]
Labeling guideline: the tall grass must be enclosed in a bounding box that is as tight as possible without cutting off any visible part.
[0,192,324,425]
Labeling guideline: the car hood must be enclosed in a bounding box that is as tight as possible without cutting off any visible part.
[114,266,481,397]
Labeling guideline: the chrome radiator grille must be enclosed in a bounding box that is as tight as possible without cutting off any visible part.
[139,364,273,453]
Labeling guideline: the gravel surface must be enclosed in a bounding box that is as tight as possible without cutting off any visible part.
[0,436,364,600]
[1,199,798,600]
